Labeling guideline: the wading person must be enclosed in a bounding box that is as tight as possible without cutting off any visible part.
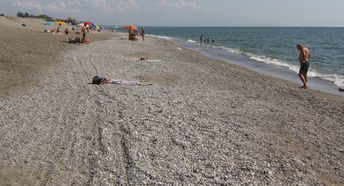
[296,44,311,89]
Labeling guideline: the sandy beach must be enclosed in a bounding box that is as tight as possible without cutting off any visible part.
[0,16,112,100]
[0,18,344,185]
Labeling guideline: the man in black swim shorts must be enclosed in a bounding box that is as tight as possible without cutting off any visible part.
[297,44,311,89]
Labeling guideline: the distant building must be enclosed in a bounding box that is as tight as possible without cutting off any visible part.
[0,14,5,16]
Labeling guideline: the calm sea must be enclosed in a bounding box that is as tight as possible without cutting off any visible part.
[112,27,344,93]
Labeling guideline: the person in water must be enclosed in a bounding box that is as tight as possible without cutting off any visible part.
[200,34,204,44]
[296,44,311,89]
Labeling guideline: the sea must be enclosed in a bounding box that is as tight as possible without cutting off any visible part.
[112,27,344,96]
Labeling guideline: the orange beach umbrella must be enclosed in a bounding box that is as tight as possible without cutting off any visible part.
[124,25,137,31]
[56,21,66,25]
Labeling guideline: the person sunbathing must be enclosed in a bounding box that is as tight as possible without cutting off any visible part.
[68,37,81,44]
[82,38,91,45]
[64,28,70,35]
[92,76,140,85]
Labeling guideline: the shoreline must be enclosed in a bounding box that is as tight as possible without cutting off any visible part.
[0,26,343,184]
[183,40,344,97]
[177,39,344,102]
[149,34,344,97]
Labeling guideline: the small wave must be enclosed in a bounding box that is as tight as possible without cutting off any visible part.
[217,46,344,88]
[317,74,344,88]
[147,34,174,40]
[218,46,242,54]
[250,55,344,87]
[249,55,300,73]
[186,39,197,43]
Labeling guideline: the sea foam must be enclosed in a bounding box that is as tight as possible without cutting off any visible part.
[147,34,174,40]
[217,46,344,88]
[187,39,197,43]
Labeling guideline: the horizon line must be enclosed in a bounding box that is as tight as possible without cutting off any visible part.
[103,25,344,28]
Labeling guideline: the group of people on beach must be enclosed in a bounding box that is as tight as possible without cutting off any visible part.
[200,34,214,44]
[44,23,91,45]
[128,27,145,41]
[86,27,311,90]
[68,23,90,44]
[45,23,73,34]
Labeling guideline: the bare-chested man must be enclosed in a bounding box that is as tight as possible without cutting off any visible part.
[81,23,88,43]
[296,44,311,89]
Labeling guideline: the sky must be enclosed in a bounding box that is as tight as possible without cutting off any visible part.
[1,0,344,26]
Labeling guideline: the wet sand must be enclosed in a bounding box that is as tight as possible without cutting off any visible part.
[0,18,343,185]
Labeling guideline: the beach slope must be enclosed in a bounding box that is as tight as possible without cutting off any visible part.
[0,30,343,185]
[0,16,111,99]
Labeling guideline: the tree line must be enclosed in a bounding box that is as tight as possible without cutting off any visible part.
[16,11,53,20]
[16,11,77,25]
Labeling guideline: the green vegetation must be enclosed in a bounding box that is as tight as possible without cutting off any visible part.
[16,11,53,20]
[16,11,77,25]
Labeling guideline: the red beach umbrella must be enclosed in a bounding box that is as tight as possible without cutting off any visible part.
[84,22,92,26]
[124,25,137,31]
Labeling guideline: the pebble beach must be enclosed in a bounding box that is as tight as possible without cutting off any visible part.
[0,17,344,185]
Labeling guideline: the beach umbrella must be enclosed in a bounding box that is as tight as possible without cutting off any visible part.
[124,25,137,31]
[91,23,101,30]
[56,21,66,25]
[44,21,54,25]
[84,22,92,26]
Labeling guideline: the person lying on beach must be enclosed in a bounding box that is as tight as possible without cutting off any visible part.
[92,76,141,85]
[130,32,138,41]
[69,37,81,44]
[82,38,91,45]
[140,56,148,61]
[69,37,90,45]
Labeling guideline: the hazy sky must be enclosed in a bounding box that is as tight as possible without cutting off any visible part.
[1,0,344,26]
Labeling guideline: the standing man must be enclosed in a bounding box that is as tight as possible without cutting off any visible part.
[141,27,145,41]
[200,34,203,44]
[128,29,132,40]
[81,23,88,43]
[296,44,311,89]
